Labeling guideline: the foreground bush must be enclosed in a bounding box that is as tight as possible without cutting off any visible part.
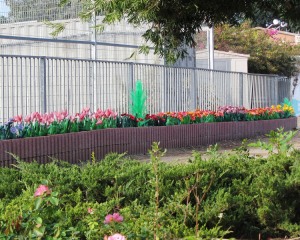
[0,130,300,239]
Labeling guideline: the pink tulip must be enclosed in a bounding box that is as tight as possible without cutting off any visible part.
[34,184,51,197]
[13,114,23,123]
[24,115,31,123]
[105,109,112,117]
[107,233,126,240]
[82,107,90,113]
[78,113,86,122]
[31,112,42,122]
[96,119,103,125]
[48,116,55,124]
[111,111,118,118]
[69,115,76,122]
[104,109,118,118]
[40,114,54,125]
[95,109,105,118]
[40,117,47,125]
[56,113,65,122]
[61,110,68,118]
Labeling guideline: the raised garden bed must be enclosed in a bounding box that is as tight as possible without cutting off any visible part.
[0,117,297,167]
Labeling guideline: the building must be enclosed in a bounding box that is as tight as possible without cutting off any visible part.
[196,49,250,73]
[255,27,300,45]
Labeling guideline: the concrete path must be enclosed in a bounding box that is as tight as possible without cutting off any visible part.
[129,130,300,163]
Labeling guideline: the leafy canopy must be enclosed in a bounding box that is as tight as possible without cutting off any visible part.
[214,21,300,76]
[253,0,300,32]
[60,0,300,62]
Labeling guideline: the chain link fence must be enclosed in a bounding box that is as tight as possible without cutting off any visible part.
[0,0,82,24]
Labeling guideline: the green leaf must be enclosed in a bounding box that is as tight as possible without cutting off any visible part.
[282,97,292,107]
[41,179,49,185]
[49,197,59,206]
[51,191,59,197]
[44,21,66,38]
[35,197,43,210]
[33,226,45,237]
[93,24,105,33]
[35,217,43,225]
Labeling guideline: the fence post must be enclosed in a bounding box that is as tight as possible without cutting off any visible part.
[190,68,197,110]
[92,59,98,111]
[90,5,98,111]
[239,73,243,107]
[39,56,47,113]
[288,77,292,100]
[275,76,279,105]
[128,62,134,112]
[163,66,170,112]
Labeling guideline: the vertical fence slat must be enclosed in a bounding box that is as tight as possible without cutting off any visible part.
[39,56,47,113]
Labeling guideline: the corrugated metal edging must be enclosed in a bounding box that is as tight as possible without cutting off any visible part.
[0,117,297,167]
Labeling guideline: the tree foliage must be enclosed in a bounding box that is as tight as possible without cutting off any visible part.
[7,0,299,63]
[214,22,300,76]
[66,0,300,62]
[250,0,300,32]
[250,9,298,33]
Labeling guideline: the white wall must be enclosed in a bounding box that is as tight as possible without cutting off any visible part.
[0,17,163,64]
[196,50,249,73]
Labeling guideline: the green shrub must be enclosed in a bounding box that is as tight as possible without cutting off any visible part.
[0,167,23,201]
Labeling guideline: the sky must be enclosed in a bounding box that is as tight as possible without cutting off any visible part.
[0,2,10,17]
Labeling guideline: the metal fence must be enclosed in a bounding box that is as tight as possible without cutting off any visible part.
[0,0,82,24]
[0,54,291,123]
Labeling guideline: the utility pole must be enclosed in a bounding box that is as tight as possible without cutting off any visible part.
[90,0,98,110]
[208,25,214,70]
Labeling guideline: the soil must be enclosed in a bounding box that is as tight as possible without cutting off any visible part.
[128,130,300,163]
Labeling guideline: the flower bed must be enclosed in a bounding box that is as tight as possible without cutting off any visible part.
[0,103,296,167]
[0,104,295,140]
[0,116,296,167]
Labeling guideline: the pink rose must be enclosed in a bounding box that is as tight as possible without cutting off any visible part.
[104,214,114,224]
[112,213,123,222]
[34,185,51,197]
[104,212,123,224]
[107,233,126,240]
[87,208,94,214]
